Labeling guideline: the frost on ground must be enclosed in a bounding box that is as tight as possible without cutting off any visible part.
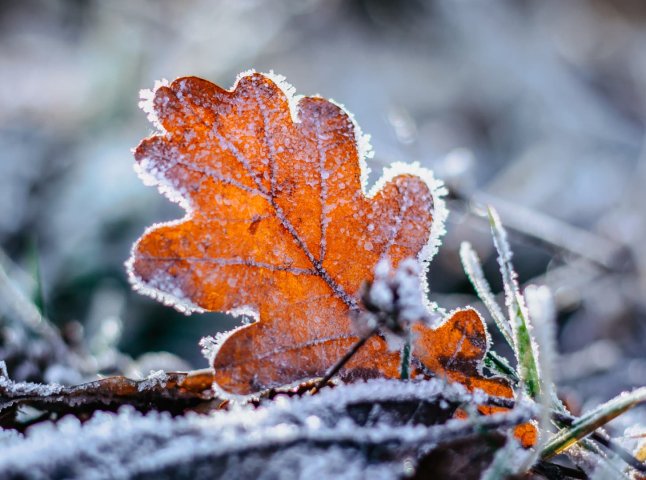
[0,379,530,480]
[0,369,64,399]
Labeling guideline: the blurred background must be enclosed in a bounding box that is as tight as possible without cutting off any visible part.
[1,0,645,410]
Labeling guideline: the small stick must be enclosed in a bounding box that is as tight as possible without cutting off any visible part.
[310,326,380,395]
[400,336,411,380]
[552,412,646,473]
[482,395,646,473]
[587,431,646,473]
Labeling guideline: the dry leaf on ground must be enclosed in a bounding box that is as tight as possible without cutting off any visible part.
[127,73,520,427]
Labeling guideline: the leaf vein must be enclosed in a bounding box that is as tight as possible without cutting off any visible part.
[379,183,412,263]
[175,90,358,310]
[140,256,316,275]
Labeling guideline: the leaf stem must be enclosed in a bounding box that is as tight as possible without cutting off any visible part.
[310,326,380,394]
[541,387,646,460]
[400,336,411,380]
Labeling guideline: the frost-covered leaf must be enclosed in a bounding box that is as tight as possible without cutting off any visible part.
[0,369,216,421]
[412,309,512,404]
[127,72,514,408]
[0,379,534,480]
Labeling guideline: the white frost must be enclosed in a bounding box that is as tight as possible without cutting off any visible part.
[0,379,536,479]
[138,78,169,132]
[137,370,169,392]
[362,258,446,351]
[129,72,448,325]
[0,379,532,479]
[369,162,448,312]
[0,375,64,397]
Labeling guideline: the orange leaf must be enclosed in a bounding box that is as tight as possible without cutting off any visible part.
[127,73,511,408]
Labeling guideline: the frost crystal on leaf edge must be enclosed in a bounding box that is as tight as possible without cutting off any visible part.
[126,71,448,318]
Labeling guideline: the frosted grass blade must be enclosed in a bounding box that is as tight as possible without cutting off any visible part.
[542,387,646,459]
[460,241,513,348]
[488,207,541,399]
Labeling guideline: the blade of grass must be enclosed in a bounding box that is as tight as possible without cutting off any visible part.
[28,236,47,318]
[481,392,644,475]
[481,211,634,474]
[0,249,69,358]
[488,207,541,399]
[484,351,519,384]
[400,336,411,380]
[553,412,645,473]
[459,241,514,348]
[542,387,646,459]
[520,285,557,472]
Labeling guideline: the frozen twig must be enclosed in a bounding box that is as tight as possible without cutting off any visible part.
[309,326,380,395]
[542,387,646,460]
[0,369,218,427]
[0,379,531,479]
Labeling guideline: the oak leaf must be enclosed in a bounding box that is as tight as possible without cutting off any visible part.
[127,72,514,407]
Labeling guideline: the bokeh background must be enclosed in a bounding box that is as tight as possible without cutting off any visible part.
[1,0,645,410]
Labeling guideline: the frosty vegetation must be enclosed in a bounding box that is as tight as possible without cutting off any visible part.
[0,69,644,480]
[126,72,457,397]
[0,379,533,480]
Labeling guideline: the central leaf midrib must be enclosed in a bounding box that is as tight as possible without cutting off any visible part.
[179,87,359,312]
[247,89,358,311]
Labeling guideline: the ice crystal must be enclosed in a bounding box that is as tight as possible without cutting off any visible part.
[0,379,517,479]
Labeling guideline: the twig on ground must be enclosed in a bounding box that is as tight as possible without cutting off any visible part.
[0,369,219,426]
[309,326,380,395]
[542,387,646,461]
[481,393,646,474]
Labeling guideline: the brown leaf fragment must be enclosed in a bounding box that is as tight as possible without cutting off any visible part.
[0,369,219,422]
[412,309,512,399]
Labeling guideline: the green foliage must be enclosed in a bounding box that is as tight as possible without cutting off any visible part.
[487,207,542,399]
[463,207,646,478]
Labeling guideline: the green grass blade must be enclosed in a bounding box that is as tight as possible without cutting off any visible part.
[521,285,557,471]
[459,241,514,348]
[488,207,541,399]
[484,351,519,384]
[542,387,646,459]
[400,338,411,380]
[28,236,46,318]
